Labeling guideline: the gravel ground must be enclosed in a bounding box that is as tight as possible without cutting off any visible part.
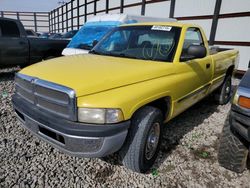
[0,67,249,188]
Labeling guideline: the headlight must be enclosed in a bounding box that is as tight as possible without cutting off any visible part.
[78,108,124,124]
[232,91,239,105]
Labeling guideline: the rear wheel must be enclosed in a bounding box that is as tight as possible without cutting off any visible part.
[119,106,163,173]
[218,115,249,173]
[214,75,232,105]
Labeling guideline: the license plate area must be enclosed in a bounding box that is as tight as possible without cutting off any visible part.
[38,126,65,145]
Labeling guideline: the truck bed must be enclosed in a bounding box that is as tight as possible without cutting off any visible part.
[209,46,233,55]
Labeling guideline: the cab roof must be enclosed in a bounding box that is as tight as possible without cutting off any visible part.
[121,21,200,28]
[87,14,177,23]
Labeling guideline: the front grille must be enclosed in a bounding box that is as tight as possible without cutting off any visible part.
[15,73,77,121]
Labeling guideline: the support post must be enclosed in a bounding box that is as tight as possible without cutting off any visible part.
[71,0,73,30]
[120,0,124,13]
[66,3,69,32]
[34,13,38,32]
[57,8,60,32]
[48,12,51,33]
[209,0,222,45]
[84,0,87,22]
[141,0,146,16]
[61,7,64,32]
[94,0,97,15]
[54,10,56,33]
[77,0,80,29]
[169,0,176,18]
[17,12,20,20]
[106,0,109,14]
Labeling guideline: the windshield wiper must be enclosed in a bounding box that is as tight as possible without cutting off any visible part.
[108,53,138,59]
[89,51,139,59]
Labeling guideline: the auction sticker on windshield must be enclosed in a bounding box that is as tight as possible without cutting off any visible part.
[151,26,172,31]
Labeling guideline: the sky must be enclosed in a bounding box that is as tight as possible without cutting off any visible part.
[0,0,70,12]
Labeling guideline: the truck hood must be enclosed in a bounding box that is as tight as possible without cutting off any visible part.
[20,54,175,97]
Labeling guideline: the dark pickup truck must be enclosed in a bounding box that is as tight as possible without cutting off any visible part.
[0,18,69,68]
[218,69,250,173]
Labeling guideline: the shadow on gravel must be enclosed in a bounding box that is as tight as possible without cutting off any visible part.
[103,82,239,173]
[102,97,221,171]
[102,96,221,172]
[155,96,220,169]
[154,81,239,172]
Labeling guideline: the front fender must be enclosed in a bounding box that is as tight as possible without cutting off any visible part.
[77,77,175,120]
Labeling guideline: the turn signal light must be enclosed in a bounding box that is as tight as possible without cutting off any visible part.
[238,96,250,109]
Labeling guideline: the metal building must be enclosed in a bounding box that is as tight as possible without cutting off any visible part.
[1,0,250,71]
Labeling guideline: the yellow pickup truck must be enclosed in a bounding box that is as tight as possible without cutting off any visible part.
[12,22,239,173]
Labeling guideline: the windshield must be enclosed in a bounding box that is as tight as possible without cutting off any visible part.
[91,26,181,62]
[67,21,121,50]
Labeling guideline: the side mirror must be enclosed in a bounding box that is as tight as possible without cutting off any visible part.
[92,40,98,47]
[180,45,207,61]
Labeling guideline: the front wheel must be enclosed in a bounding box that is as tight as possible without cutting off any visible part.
[214,75,232,105]
[119,106,163,173]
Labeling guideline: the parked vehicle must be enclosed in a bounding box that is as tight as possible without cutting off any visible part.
[218,69,250,173]
[61,30,78,40]
[25,29,38,37]
[13,22,238,173]
[49,33,62,39]
[0,18,70,67]
[39,32,59,39]
[38,32,51,38]
[62,14,176,56]
[47,31,78,40]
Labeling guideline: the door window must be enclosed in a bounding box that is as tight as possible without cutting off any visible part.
[0,20,20,37]
[181,28,205,59]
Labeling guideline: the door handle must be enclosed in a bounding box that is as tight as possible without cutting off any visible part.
[206,63,211,69]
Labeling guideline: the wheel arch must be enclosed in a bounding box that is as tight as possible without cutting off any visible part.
[226,65,235,77]
[129,96,172,122]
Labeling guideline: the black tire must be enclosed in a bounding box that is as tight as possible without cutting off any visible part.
[218,115,249,173]
[119,106,163,173]
[214,75,232,105]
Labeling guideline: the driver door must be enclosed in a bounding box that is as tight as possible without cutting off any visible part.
[173,27,212,116]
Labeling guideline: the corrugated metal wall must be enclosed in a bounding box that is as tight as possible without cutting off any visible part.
[1,0,249,71]
[48,0,250,71]
[174,0,250,71]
